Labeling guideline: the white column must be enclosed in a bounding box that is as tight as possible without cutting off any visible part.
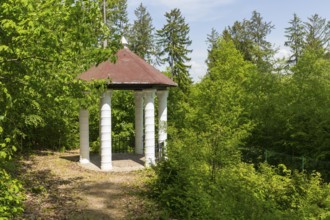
[157,90,169,158]
[134,91,144,154]
[144,89,156,166]
[100,90,112,171]
[79,109,90,164]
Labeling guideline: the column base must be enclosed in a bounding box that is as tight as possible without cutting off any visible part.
[101,164,112,171]
[145,157,155,167]
[79,158,90,164]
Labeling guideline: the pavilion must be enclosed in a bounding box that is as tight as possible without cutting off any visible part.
[77,43,177,171]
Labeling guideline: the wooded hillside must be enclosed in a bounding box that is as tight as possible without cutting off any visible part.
[0,0,329,219]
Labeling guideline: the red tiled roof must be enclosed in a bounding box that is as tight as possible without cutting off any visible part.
[78,48,177,89]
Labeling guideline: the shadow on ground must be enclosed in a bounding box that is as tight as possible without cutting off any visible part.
[17,151,159,220]
[60,153,145,171]
[19,168,82,219]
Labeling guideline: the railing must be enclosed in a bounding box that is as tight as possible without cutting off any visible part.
[112,136,134,153]
[111,136,165,161]
[156,141,165,161]
[264,149,330,173]
[242,147,330,181]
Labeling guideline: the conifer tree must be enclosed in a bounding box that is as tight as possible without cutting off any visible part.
[128,3,155,63]
[102,0,129,42]
[285,14,329,65]
[304,14,330,51]
[206,28,220,71]
[285,14,305,64]
[156,8,192,89]
[224,11,275,72]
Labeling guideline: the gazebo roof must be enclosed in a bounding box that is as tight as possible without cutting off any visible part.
[78,48,177,90]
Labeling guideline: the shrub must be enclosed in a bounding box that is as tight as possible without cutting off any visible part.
[0,169,25,219]
[152,154,330,219]
[0,127,25,219]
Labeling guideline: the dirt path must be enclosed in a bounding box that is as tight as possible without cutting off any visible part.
[18,150,160,220]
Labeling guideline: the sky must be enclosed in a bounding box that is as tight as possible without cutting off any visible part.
[126,0,330,82]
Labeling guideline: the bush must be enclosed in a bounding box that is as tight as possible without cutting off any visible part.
[0,169,25,219]
[152,152,330,219]
[0,127,25,219]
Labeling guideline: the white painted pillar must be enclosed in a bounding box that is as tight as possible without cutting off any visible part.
[144,89,156,166]
[157,90,169,158]
[134,91,144,155]
[79,109,90,164]
[100,90,112,171]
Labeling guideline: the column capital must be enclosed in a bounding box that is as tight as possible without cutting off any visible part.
[134,90,144,95]
[156,89,169,98]
[101,89,113,98]
[143,88,156,96]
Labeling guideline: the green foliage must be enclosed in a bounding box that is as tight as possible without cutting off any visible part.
[285,13,329,65]
[0,169,25,219]
[0,121,24,219]
[153,147,330,219]
[304,14,330,51]
[0,0,119,150]
[88,90,135,153]
[288,47,330,161]
[152,38,254,218]
[0,83,15,161]
[104,0,129,41]
[0,60,24,220]
[285,13,305,64]
[151,130,212,219]
[211,163,330,219]
[112,91,134,133]
[190,39,255,176]
[157,8,192,90]
[0,128,16,163]
[205,28,220,71]
[244,45,330,178]
[152,36,330,219]
[128,3,156,63]
[223,11,275,72]
[0,1,119,216]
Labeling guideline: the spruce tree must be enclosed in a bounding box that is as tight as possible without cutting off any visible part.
[304,14,330,51]
[285,14,305,64]
[156,8,192,89]
[224,11,275,72]
[225,21,254,62]
[206,28,220,71]
[248,11,275,67]
[285,14,329,64]
[128,3,155,63]
[102,0,129,42]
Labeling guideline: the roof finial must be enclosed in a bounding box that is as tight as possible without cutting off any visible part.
[121,36,128,48]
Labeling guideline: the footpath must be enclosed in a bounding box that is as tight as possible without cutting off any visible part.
[19,150,159,220]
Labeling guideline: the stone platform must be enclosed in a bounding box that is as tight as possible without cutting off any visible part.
[79,153,145,172]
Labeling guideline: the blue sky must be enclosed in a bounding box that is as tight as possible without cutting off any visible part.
[127,0,330,81]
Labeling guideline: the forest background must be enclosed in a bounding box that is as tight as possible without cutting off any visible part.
[0,0,329,219]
